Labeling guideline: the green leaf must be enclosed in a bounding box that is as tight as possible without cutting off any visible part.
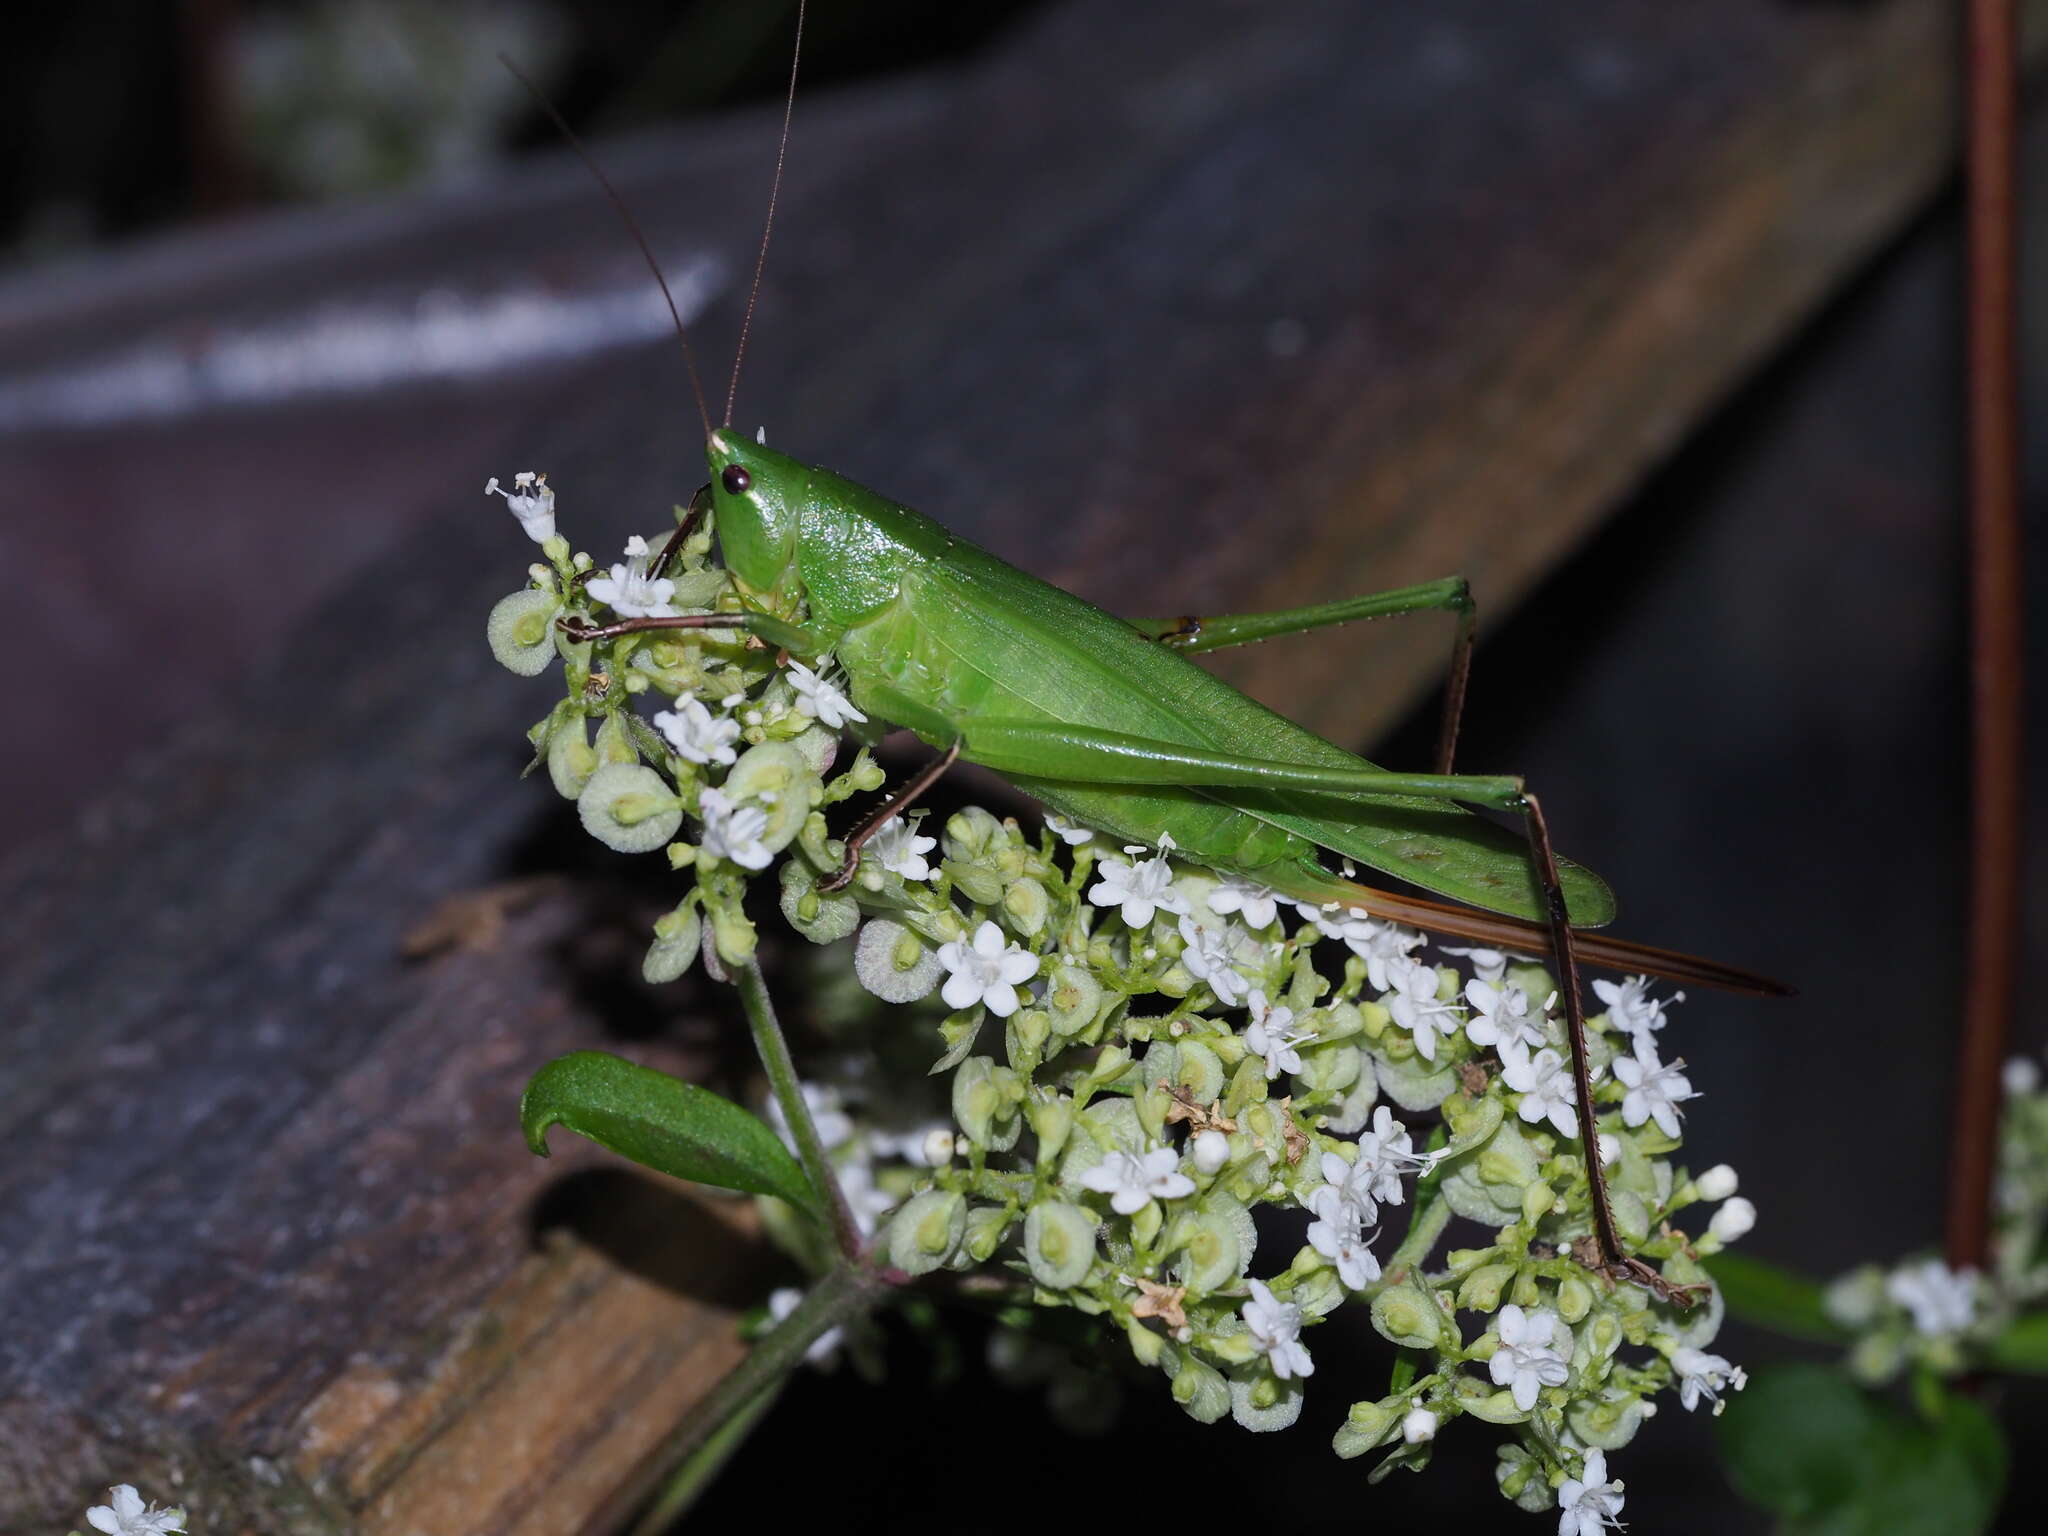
[1716,1366,2007,1535]
[521,1050,816,1212]
[1707,1252,1848,1344]
[1987,1309,2048,1374]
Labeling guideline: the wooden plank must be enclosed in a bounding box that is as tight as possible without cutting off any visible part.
[0,0,2020,1527]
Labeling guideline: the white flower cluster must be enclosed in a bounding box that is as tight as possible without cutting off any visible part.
[493,474,1759,1529]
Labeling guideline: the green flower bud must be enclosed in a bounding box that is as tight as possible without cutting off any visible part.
[488,589,562,676]
[706,893,757,968]
[1025,1090,1075,1162]
[592,710,640,767]
[1130,1198,1164,1248]
[1462,1387,1532,1425]
[1125,1317,1166,1367]
[641,903,701,983]
[1520,1180,1557,1227]
[1509,1268,1543,1311]
[577,764,681,853]
[1457,1262,1516,1313]
[963,1203,1014,1264]
[943,805,1004,862]
[1495,1444,1554,1513]
[946,861,1007,908]
[952,1057,1023,1152]
[722,741,816,855]
[887,1188,966,1276]
[1333,1398,1400,1458]
[1003,876,1051,939]
[1371,1283,1441,1350]
[1556,1274,1595,1324]
[547,716,599,799]
[775,858,859,943]
[1442,1090,1504,1152]
[1569,1392,1649,1451]
[853,918,942,1003]
[1168,1355,1230,1423]
[1044,964,1104,1038]
[1025,1201,1098,1288]
[1007,1008,1051,1072]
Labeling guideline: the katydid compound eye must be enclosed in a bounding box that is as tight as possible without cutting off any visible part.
[721,464,752,495]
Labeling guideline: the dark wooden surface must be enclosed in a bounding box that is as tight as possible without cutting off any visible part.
[0,0,2024,1528]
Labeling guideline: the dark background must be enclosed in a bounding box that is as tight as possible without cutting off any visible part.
[3,1,2043,1531]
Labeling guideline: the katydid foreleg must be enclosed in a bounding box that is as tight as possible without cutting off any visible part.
[1130,576,1477,773]
[816,740,961,892]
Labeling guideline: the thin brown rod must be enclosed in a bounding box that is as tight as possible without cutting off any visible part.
[1947,0,2024,1275]
[498,53,713,440]
[818,742,962,892]
[559,612,741,643]
[1434,594,1477,776]
[724,0,807,429]
[1518,792,1624,1270]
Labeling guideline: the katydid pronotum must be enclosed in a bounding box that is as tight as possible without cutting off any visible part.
[524,7,1786,1307]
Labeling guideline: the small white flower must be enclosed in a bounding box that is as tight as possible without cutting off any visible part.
[1886,1258,1979,1337]
[1344,916,1428,990]
[587,534,678,618]
[1205,875,1281,929]
[1078,1145,1195,1214]
[1245,989,1309,1079]
[1500,1041,1582,1140]
[1695,1163,1739,1201]
[769,1285,845,1366]
[1707,1196,1757,1244]
[916,1127,959,1167]
[1045,813,1095,845]
[652,696,741,766]
[1192,1128,1232,1174]
[85,1486,185,1536]
[1384,957,1460,1061]
[1557,1448,1626,1536]
[1592,974,1683,1040]
[1242,1279,1314,1380]
[785,660,867,728]
[1488,1303,1570,1411]
[1671,1346,1747,1414]
[1305,1183,1382,1290]
[1613,1037,1697,1138]
[866,817,937,881]
[1441,943,1529,984]
[1322,1105,1433,1225]
[936,920,1039,1017]
[486,470,556,543]
[1087,848,1188,928]
[698,787,773,869]
[1176,914,1251,1008]
[1402,1406,1438,1444]
[1464,978,1550,1054]
[2004,1056,2041,1096]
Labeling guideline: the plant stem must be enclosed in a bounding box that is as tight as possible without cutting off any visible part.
[738,955,863,1258]
[625,1261,877,1536]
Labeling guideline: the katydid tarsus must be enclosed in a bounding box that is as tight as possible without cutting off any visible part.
[527,6,1785,1305]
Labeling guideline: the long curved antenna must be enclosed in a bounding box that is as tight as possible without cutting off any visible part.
[723,0,807,429]
[499,52,713,440]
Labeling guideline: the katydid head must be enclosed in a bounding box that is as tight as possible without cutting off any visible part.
[706,430,805,592]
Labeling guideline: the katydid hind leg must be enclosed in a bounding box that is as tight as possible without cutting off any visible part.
[817,741,961,892]
[1127,576,1476,772]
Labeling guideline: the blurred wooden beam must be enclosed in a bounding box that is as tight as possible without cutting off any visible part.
[0,0,2032,1528]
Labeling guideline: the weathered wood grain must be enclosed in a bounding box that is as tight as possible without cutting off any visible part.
[0,0,2026,1528]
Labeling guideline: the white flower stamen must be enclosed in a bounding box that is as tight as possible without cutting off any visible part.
[486,469,556,543]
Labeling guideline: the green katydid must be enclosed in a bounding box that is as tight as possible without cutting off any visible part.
[527,10,1784,1303]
